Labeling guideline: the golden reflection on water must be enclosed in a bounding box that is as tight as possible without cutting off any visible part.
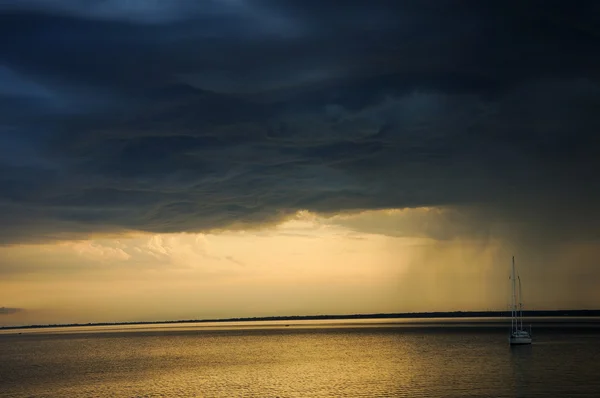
[1,320,600,397]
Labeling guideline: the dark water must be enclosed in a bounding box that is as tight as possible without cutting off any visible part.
[1,318,599,397]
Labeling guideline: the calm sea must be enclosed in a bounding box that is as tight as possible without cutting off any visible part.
[1,318,599,397]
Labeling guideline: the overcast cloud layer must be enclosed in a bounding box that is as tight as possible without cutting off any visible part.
[1,0,600,244]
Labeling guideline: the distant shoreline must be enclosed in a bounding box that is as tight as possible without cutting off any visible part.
[2,310,600,331]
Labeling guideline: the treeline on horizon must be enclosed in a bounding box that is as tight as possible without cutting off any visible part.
[2,309,600,330]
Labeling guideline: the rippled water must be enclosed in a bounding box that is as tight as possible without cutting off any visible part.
[1,318,599,397]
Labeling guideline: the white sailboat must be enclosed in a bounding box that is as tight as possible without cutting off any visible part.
[509,256,532,345]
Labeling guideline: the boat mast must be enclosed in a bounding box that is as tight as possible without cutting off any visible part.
[511,256,517,332]
[518,275,523,330]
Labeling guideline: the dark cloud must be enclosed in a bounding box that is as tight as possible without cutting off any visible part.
[1,1,600,244]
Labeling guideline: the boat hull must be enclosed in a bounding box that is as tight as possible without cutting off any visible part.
[509,335,532,345]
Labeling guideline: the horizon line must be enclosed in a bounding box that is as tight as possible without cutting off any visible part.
[2,309,600,330]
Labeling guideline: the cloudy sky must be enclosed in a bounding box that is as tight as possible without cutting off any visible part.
[1,1,599,326]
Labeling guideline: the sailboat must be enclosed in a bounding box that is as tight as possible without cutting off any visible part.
[509,256,532,345]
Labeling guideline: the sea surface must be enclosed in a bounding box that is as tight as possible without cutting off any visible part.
[1,318,599,397]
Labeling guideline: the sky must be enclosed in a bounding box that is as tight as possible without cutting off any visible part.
[1,1,600,326]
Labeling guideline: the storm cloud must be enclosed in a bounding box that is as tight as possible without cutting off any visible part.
[1,0,600,244]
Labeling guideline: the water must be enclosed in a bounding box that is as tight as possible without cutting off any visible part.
[1,318,599,397]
